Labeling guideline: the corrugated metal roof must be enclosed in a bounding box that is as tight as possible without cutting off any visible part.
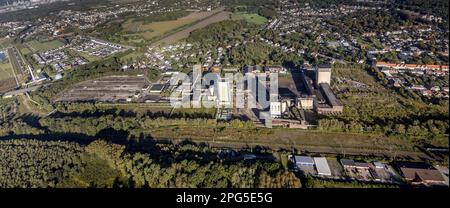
[340,159,355,167]
[295,156,314,164]
[314,157,332,176]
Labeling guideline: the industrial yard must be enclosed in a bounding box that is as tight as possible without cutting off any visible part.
[54,75,150,103]
[0,0,448,191]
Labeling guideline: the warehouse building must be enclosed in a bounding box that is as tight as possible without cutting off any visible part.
[316,64,332,85]
[149,84,166,93]
[314,157,332,176]
[217,78,232,107]
[298,63,343,114]
[340,159,356,168]
[294,156,315,167]
[298,96,314,110]
[316,83,343,114]
[398,163,446,185]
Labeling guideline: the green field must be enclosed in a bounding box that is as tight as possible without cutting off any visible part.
[120,50,145,61]
[17,45,32,55]
[0,63,13,81]
[0,38,13,49]
[0,57,13,81]
[27,39,65,52]
[0,57,16,92]
[122,11,211,40]
[66,48,100,62]
[232,12,267,25]
[118,9,224,45]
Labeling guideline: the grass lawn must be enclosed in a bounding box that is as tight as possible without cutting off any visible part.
[0,38,13,49]
[17,44,32,55]
[0,59,16,92]
[66,48,100,62]
[121,10,219,41]
[120,50,144,61]
[0,62,14,81]
[232,12,267,25]
[27,39,65,52]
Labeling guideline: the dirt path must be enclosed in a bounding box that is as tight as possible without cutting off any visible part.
[19,94,47,117]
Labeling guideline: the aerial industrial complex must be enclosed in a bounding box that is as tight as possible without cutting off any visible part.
[0,0,448,190]
[46,62,344,129]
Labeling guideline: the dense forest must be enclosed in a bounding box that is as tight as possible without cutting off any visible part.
[0,139,301,188]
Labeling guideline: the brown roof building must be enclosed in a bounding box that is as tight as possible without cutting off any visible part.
[400,167,445,185]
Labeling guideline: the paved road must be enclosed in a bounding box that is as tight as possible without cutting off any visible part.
[2,85,41,97]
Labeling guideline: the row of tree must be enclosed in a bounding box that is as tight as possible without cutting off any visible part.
[0,139,301,188]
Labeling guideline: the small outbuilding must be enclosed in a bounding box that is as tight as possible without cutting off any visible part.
[373,161,385,169]
[354,162,371,169]
[340,159,356,168]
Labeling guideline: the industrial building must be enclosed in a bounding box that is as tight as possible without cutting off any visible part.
[316,64,332,85]
[264,63,343,127]
[398,163,446,185]
[296,64,344,114]
[149,84,166,93]
[294,156,315,167]
[270,99,292,118]
[270,101,282,118]
[217,78,232,107]
[373,161,385,169]
[298,96,314,110]
[314,157,332,176]
[314,64,343,114]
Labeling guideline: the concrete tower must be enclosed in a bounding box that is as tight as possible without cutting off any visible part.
[316,64,332,85]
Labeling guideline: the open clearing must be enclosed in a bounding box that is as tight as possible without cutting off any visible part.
[232,12,267,24]
[122,8,224,41]
[0,62,13,81]
[16,44,32,55]
[151,10,232,46]
[0,38,13,48]
[0,60,16,93]
[27,39,65,52]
